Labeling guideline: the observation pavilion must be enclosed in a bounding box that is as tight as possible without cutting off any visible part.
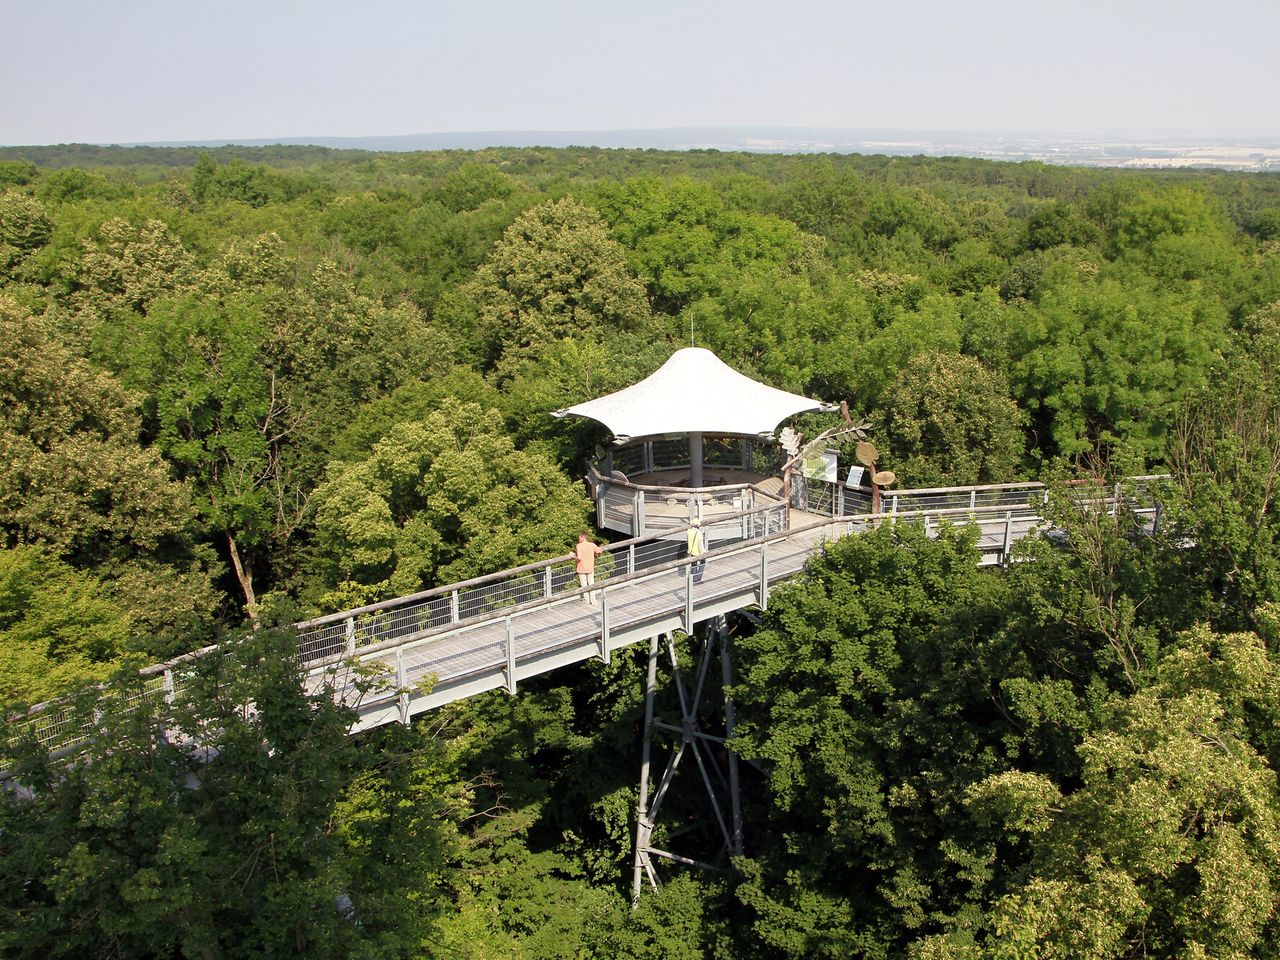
[553,347,834,539]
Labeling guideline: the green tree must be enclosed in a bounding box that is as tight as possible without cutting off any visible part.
[110,289,285,617]
[595,176,861,393]
[0,192,52,280]
[1159,316,1280,631]
[877,352,1027,487]
[0,624,468,958]
[733,523,1005,959]
[935,625,1280,960]
[0,160,37,190]
[1012,276,1226,459]
[35,168,121,204]
[96,239,444,618]
[1022,200,1101,252]
[70,217,198,340]
[1111,186,1242,286]
[0,546,133,708]
[0,295,199,569]
[444,196,652,372]
[311,400,589,597]
[437,162,516,213]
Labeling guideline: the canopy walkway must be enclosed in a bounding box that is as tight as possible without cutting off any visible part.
[6,477,1164,764]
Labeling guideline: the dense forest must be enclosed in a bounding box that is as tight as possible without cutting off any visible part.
[2,143,1280,958]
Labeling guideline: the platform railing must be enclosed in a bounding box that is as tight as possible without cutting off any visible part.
[798,475,1168,520]
[589,462,771,536]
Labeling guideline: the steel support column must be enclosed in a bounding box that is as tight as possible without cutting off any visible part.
[720,627,744,856]
[631,632,662,905]
[631,617,744,906]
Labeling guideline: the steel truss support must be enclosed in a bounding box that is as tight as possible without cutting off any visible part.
[631,617,744,906]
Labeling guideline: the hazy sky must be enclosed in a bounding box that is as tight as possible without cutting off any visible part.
[3,0,1276,145]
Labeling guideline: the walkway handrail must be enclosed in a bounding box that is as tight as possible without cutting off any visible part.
[297,499,767,631]
[803,474,1168,519]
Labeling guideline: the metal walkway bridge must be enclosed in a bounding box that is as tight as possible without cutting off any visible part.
[8,478,1162,760]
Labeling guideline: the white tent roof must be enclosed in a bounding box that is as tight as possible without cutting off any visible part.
[553,347,830,440]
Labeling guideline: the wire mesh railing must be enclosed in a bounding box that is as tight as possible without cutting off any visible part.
[592,464,765,536]
[604,437,779,482]
[649,438,693,470]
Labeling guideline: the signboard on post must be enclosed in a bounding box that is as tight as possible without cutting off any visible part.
[801,449,838,483]
[846,465,867,488]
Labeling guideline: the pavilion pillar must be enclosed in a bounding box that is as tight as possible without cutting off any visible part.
[689,431,704,488]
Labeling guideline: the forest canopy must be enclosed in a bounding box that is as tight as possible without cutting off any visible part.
[2,144,1280,958]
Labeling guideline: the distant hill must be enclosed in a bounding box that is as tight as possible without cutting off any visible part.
[3,127,1278,171]
[125,126,944,153]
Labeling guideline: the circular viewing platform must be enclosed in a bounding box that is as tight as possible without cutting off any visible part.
[588,436,787,540]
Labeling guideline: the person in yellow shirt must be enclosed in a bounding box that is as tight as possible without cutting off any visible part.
[686,517,706,583]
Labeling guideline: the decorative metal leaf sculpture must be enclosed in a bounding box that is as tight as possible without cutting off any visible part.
[872,470,897,486]
[778,427,801,458]
[856,440,879,468]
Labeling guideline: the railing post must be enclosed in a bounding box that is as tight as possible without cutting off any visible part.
[629,543,636,575]
[600,592,611,664]
[450,590,460,624]
[505,617,517,695]
[891,494,899,516]
[397,649,409,725]
[1002,510,1013,564]
[544,565,553,599]
[344,616,356,657]
[758,540,769,610]
[837,482,845,517]
[923,514,932,539]
[633,490,644,537]
[969,490,977,510]
[685,563,695,631]
[163,668,175,706]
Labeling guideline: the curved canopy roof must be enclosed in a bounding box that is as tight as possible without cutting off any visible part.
[553,347,831,441]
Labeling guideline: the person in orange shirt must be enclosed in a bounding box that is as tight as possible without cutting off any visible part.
[575,532,605,605]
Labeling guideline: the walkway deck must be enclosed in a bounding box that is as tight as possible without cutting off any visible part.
[6,477,1164,762]
[325,520,830,731]
[312,505,1048,733]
